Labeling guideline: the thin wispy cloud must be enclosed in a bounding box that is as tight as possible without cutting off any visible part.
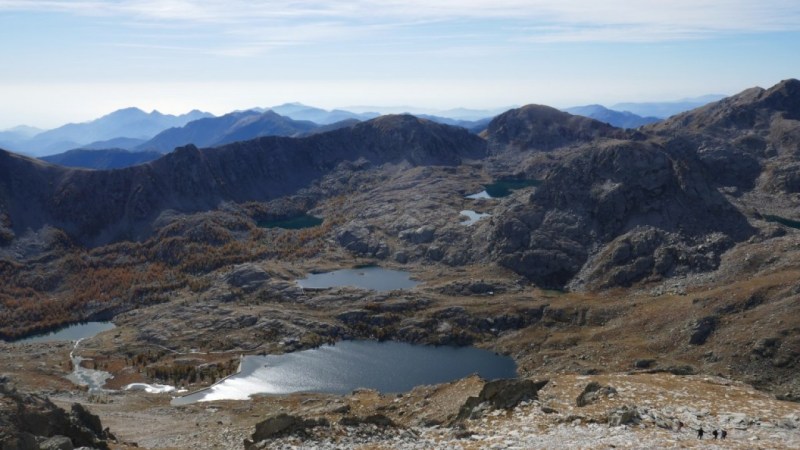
[2,0,800,44]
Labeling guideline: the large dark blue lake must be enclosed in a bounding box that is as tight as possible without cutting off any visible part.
[172,340,517,405]
[297,267,419,291]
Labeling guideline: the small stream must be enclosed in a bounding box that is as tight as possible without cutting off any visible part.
[65,338,113,392]
[10,321,117,391]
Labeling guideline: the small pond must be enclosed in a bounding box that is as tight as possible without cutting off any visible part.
[460,210,490,226]
[466,179,540,199]
[258,214,323,229]
[12,321,116,344]
[297,266,419,291]
[172,340,517,405]
[764,214,800,230]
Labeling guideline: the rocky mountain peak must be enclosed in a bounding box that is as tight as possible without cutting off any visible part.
[484,104,629,153]
[364,114,429,131]
[759,78,800,117]
[648,78,800,134]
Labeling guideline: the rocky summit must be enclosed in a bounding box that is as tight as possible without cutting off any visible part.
[1,80,800,449]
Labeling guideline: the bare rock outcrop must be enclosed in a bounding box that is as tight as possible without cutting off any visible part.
[244,413,328,449]
[0,381,114,450]
[456,378,548,421]
[689,316,719,345]
[490,140,754,289]
[224,263,270,291]
[576,381,617,407]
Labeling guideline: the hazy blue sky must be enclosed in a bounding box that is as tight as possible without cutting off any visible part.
[1,0,799,129]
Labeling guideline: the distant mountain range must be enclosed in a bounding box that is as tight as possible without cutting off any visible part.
[0,125,44,150]
[610,95,726,119]
[563,105,661,129]
[135,110,355,153]
[37,108,494,169]
[0,95,727,166]
[80,137,146,150]
[415,115,492,133]
[4,108,211,156]
[264,102,379,124]
[262,103,492,131]
[341,105,511,121]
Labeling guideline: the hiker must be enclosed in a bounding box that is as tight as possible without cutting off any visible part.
[721,429,727,439]
[712,429,719,439]
[697,427,704,439]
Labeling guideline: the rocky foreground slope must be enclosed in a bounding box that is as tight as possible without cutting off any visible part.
[1,80,800,449]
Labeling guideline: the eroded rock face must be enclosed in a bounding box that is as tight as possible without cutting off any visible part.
[336,223,389,258]
[245,413,329,447]
[339,414,395,428]
[576,381,617,407]
[39,435,73,450]
[456,378,549,421]
[224,263,270,291]
[689,316,719,345]
[606,406,641,427]
[399,225,435,244]
[573,228,733,290]
[0,381,113,450]
[490,140,754,289]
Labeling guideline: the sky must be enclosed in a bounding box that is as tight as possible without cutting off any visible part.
[1,0,799,129]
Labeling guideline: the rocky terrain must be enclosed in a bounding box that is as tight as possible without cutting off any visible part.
[1,79,800,448]
[0,376,116,449]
